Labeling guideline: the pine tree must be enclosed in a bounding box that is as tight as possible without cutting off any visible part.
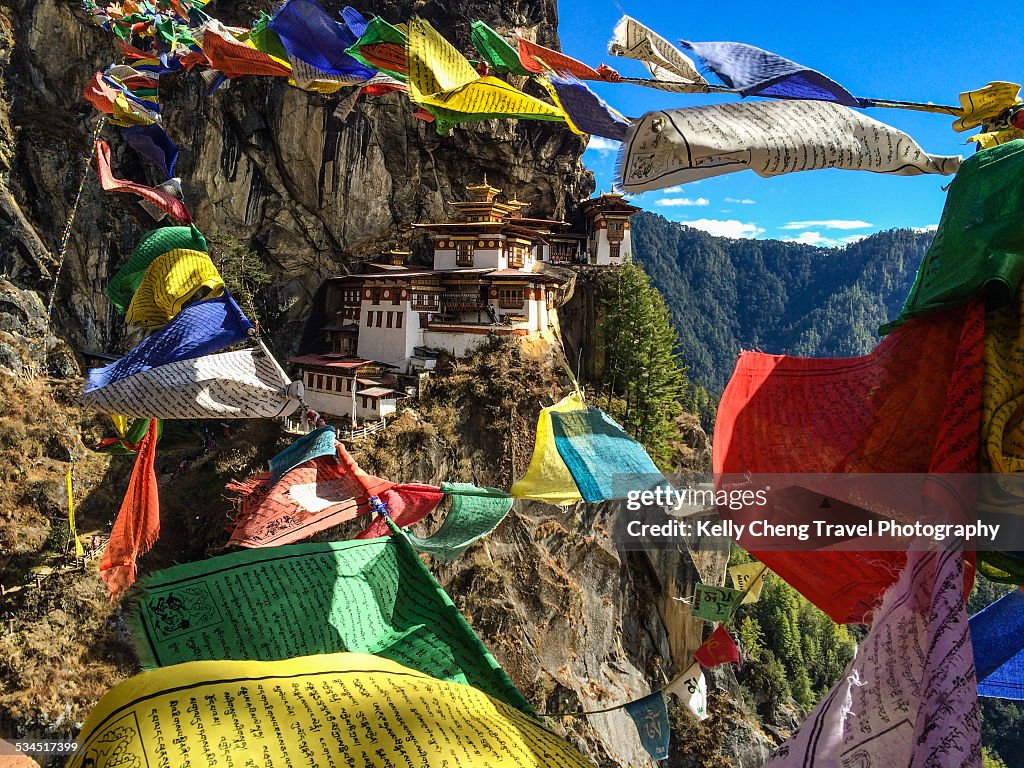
[598,263,686,466]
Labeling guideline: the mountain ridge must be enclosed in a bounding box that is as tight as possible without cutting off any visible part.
[630,210,933,393]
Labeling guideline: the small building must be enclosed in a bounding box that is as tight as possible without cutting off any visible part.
[287,354,401,423]
[305,182,639,374]
[580,192,640,266]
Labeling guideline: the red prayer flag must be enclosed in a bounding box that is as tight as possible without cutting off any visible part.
[356,483,446,539]
[100,419,160,597]
[83,72,121,114]
[517,36,609,80]
[713,300,983,623]
[94,140,192,223]
[199,21,292,79]
[227,443,395,547]
[693,626,739,668]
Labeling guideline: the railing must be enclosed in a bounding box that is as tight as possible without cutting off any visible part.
[340,420,387,441]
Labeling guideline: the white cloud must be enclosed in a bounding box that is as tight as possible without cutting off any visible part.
[913,224,938,233]
[782,232,871,248]
[656,197,710,207]
[724,197,756,204]
[584,137,620,155]
[680,219,765,239]
[781,219,873,231]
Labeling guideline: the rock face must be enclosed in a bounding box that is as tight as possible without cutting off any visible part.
[0,0,593,357]
[0,2,777,766]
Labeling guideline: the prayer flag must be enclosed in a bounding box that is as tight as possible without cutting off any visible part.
[86,294,252,393]
[403,482,513,561]
[542,74,629,141]
[127,531,532,711]
[624,692,670,761]
[665,662,709,720]
[764,546,981,766]
[714,299,984,623]
[608,16,705,87]
[198,19,291,79]
[511,392,587,505]
[971,588,1024,699]
[267,425,338,485]
[693,625,739,668]
[107,225,208,314]
[67,653,592,768]
[681,40,863,106]
[881,140,1024,332]
[691,584,745,621]
[122,123,178,179]
[470,21,531,75]
[728,562,765,604]
[124,248,224,328]
[100,419,159,596]
[95,140,192,222]
[619,101,959,193]
[80,347,301,420]
[269,0,374,78]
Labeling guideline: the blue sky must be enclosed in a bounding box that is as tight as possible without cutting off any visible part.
[557,0,1024,246]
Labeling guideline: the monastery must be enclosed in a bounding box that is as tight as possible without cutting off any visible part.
[290,181,638,423]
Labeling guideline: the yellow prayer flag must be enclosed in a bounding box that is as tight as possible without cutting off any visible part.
[125,248,224,328]
[419,76,566,127]
[953,82,1021,132]
[981,284,1024,508]
[111,414,129,438]
[111,92,159,127]
[969,128,1024,150]
[511,391,586,505]
[68,653,593,768]
[67,468,84,557]
[728,562,766,604]
[407,16,478,102]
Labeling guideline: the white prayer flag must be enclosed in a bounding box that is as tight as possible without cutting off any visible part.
[81,346,302,420]
[619,100,960,192]
[608,16,706,88]
[665,662,709,721]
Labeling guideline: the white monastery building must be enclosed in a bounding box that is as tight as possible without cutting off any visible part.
[290,182,638,421]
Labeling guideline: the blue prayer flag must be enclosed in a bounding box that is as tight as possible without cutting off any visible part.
[270,0,375,77]
[85,293,254,393]
[122,124,179,179]
[268,425,339,486]
[681,40,864,107]
[550,407,666,502]
[624,692,670,761]
[339,6,368,38]
[548,75,629,141]
[970,588,1024,700]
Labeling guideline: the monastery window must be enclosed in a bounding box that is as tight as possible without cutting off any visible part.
[412,293,438,310]
[609,242,620,260]
[346,378,353,392]
[306,372,314,387]
[366,313,373,328]
[361,396,369,410]
[508,247,523,269]
[396,312,404,329]
[456,242,474,266]
[325,376,334,392]
[342,288,360,305]
[386,312,393,329]
[377,310,385,326]
[498,287,525,308]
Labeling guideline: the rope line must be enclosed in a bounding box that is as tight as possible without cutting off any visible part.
[541,563,769,717]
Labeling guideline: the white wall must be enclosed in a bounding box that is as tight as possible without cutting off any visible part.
[356,299,422,368]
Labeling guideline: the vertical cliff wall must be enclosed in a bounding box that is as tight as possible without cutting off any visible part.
[0,0,593,358]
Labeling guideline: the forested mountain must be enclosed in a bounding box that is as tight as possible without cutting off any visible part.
[631,211,932,393]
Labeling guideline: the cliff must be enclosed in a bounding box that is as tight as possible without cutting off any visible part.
[0,0,593,357]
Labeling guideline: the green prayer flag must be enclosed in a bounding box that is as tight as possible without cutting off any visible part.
[250,12,290,63]
[470,21,531,75]
[127,528,532,713]
[690,583,745,621]
[107,225,208,314]
[405,482,513,561]
[346,16,408,81]
[881,140,1024,334]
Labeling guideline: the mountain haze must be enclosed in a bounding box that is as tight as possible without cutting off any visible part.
[631,211,932,393]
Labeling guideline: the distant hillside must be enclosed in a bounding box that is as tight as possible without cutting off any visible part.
[631,211,932,393]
